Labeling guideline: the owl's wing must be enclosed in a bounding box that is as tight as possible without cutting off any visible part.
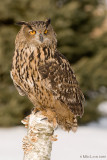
[38,50,84,116]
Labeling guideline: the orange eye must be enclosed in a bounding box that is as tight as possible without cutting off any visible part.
[44,29,48,34]
[29,30,36,35]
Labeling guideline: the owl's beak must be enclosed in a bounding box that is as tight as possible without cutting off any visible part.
[39,33,43,42]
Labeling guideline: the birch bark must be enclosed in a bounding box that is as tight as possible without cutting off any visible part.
[22,110,57,160]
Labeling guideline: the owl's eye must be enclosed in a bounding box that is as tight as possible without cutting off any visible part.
[29,30,36,35]
[44,29,48,34]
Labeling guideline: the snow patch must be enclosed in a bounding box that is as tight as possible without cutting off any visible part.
[98,101,107,115]
[0,126,107,160]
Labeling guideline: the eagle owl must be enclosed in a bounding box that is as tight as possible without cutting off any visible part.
[11,19,84,131]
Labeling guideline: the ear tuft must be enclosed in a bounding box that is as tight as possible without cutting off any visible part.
[15,21,28,26]
[46,18,51,28]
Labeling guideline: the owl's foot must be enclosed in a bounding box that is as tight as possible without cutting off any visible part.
[31,108,58,128]
[32,107,40,113]
[41,109,58,128]
[33,105,45,113]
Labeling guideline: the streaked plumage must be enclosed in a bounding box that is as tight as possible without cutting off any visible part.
[11,19,84,131]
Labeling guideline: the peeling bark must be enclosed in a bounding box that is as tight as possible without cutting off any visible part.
[21,110,57,160]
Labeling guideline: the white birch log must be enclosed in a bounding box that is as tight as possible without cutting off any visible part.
[21,110,57,160]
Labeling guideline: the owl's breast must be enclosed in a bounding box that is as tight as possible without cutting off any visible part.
[11,46,54,94]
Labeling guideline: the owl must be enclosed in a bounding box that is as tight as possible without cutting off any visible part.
[10,19,84,131]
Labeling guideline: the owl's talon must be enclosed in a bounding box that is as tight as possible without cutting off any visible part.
[41,117,48,121]
[32,108,40,114]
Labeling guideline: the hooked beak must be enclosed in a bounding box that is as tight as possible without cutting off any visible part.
[39,33,43,42]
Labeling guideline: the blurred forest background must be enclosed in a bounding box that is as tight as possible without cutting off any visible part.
[0,0,107,126]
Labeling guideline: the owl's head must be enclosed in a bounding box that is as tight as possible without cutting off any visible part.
[16,19,57,47]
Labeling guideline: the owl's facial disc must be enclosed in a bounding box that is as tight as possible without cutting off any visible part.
[22,20,57,46]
